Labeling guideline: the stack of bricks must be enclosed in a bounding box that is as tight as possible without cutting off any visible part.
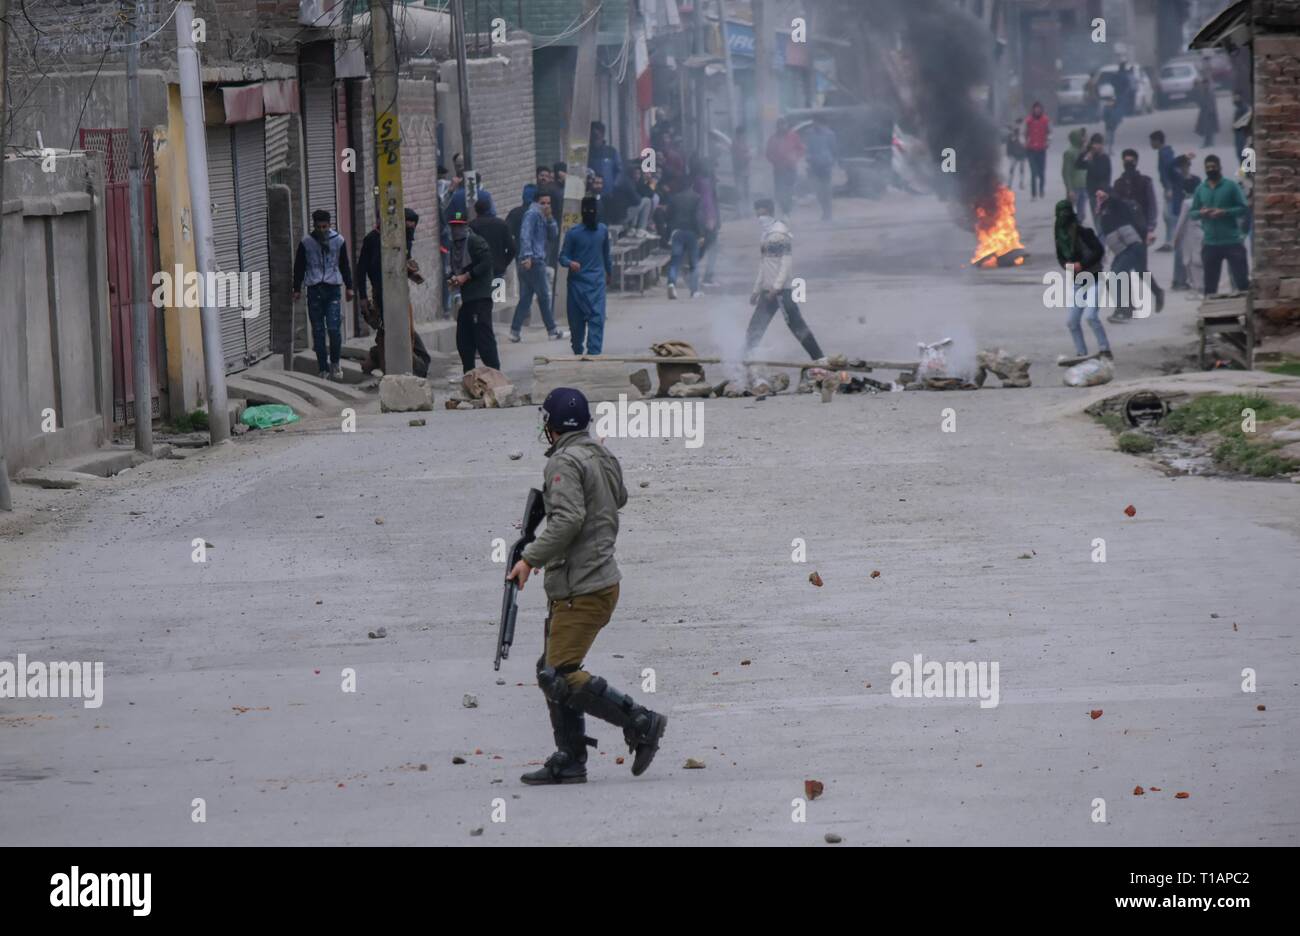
[1252,0,1300,330]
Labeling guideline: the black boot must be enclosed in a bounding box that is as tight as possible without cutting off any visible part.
[568,677,667,777]
[521,701,594,785]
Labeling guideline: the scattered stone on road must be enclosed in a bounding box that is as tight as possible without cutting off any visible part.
[408,418,426,427]
[824,833,843,844]
[683,758,706,769]
[368,627,387,639]
[463,694,478,709]
[379,374,434,412]
[809,571,823,587]
[509,450,523,460]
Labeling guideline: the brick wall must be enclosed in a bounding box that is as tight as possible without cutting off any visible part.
[7,0,301,70]
[1254,0,1300,29]
[356,75,443,323]
[463,38,536,214]
[1252,26,1300,330]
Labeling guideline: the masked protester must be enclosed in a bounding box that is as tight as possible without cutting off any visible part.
[293,209,354,380]
[447,210,500,373]
[356,207,432,377]
[1109,149,1165,319]
[745,198,824,361]
[1054,199,1112,365]
[557,196,613,356]
[1188,154,1249,295]
[508,388,667,785]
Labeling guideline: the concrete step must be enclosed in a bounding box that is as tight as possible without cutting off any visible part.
[58,443,174,478]
[292,351,371,385]
[225,374,322,417]
[246,369,370,407]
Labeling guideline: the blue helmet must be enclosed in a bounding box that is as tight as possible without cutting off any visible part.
[541,387,590,433]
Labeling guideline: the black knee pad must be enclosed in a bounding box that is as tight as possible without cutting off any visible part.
[537,662,578,704]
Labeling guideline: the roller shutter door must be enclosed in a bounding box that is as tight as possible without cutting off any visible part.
[303,82,337,223]
[234,121,272,361]
[205,125,247,371]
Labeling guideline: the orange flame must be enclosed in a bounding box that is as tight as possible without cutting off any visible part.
[971,185,1025,267]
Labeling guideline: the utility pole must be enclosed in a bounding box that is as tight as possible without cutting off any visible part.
[369,0,413,375]
[176,2,230,442]
[125,1,153,454]
[0,0,12,509]
[691,0,707,155]
[753,0,776,167]
[716,0,739,138]
[555,0,601,325]
[449,0,476,220]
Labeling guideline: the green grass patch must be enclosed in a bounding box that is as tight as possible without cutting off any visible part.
[1095,411,1126,434]
[1117,431,1156,454]
[1163,394,1300,436]
[1265,361,1300,377]
[1213,434,1300,477]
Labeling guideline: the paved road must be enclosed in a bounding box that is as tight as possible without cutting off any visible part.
[3,94,1295,846]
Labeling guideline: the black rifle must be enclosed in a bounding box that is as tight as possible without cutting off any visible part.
[495,488,546,670]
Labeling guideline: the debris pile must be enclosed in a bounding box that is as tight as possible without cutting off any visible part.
[446,366,533,410]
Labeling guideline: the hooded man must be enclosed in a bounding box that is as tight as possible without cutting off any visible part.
[745,198,824,361]
[1062,128,1090,222]
[356,207,432,377]
[508,387,667,785]
[558,196,613,356]
[1054,199,1111,364]
[293,209,354,380]
[447,210,500,373]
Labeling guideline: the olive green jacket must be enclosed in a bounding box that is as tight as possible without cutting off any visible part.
[522,431,628,600]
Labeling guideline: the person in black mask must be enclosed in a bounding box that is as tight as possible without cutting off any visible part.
[356,207,432,377]
[557,196,612,356]
[447,210,500,372]
[1110,149,1165,319]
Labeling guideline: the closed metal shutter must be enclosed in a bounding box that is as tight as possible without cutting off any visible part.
[303,83,337,223]
[234,121,272,362]
[265,113,291,176]
[205,125,247,371]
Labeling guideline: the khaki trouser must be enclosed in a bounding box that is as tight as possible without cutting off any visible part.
[544,584,620,690]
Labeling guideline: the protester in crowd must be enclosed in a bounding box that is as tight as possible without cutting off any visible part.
[292,209,354,381]
[1053,199,1111,365]
[558,196,613,356]
[1189,154,1249,295]
[765,117,805,218]
[1023,101,1051,201]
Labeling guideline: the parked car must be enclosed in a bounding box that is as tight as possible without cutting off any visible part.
[1057,73,1098,122]
[1158,59,1200,108]
[1094,64,1155,114]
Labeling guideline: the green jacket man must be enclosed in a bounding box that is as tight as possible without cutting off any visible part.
[508,387,667,785]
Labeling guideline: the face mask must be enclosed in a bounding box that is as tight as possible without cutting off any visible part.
[1123,162,1137,173]
[758,215,775,232]
[1206,168,1222,181]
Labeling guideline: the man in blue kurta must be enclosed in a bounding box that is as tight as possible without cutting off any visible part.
[559,196,613,356]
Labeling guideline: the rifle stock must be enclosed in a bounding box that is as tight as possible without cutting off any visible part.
[495,488,546,670]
